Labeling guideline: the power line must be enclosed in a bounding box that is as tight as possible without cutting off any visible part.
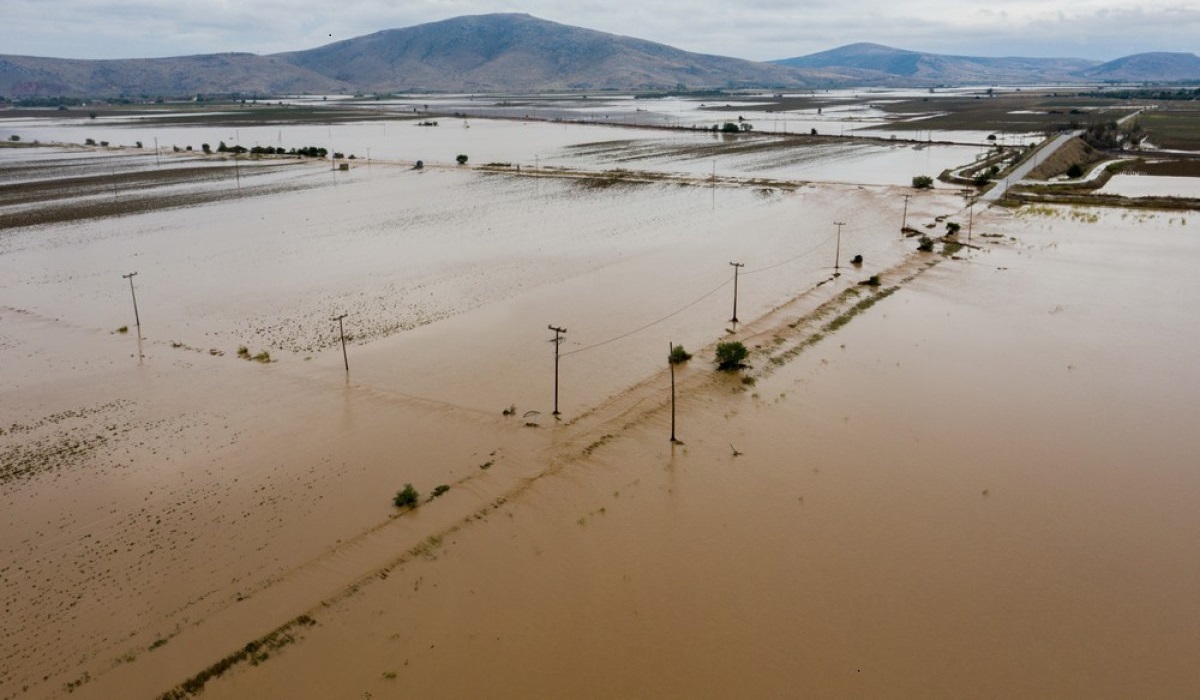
[561,232,840,358]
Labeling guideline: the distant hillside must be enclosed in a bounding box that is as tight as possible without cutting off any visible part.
[1079,52,1200,82]
[0,53,351,99]
[772,43,1099,85]
[0,15,1194,99]
[275,14,812,92]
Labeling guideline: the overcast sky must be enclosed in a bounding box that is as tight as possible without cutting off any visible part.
[4,0,1196,62]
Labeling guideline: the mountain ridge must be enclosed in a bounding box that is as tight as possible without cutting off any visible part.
[1,14,1197,99]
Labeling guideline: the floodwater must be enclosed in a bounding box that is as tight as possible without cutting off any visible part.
[1101,173,1200,199]
[3,116,1199,699]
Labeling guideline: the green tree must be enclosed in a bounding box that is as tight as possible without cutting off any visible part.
[721,122,740,134]
[912,175,934,189]
[715,341,748,371]
[456,154,469,165]
[1067,163,1085,178]
[393,484,420,508]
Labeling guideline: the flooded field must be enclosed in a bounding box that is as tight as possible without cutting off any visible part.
[2,114,1199,699]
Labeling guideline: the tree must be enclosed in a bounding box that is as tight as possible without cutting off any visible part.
[721,122,740,134]
[456,154,469,165]
[393,484,420,508]
[715,341,748,371]
[946,222,961,235]
[1067,163,1085,178]
[668,345,692,365]
[912,175,934,189]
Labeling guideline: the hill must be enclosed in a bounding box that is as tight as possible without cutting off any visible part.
[0,53,351,99]
[274,14,812,92]
[0,16,1194,99]
[772,43,1099,85]
[1079,52,1200,82]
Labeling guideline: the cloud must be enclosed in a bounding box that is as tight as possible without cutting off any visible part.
[1,0,1195,62]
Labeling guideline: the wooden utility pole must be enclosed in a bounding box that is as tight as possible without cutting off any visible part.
[548,325,567,416]
[332,314,349,371]
[122,272,141,337]
[669,342,679,443]
[833,222,846,275]
[901,194,912,234]
[729,262,744,323]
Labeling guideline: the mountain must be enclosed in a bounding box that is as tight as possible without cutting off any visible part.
[1079,52,1200,82]
[0,15,1193,100]
[274,14,810,92]
[0,53,352,99]
[772,43,1099,84]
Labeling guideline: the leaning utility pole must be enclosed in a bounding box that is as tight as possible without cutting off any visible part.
[729,262,744,323]
[332,313,349,372]
[122,272,141,338]
[548,325,567,416]
[833,222,846,275]
[669,342,679,444]
[900,194,912,235]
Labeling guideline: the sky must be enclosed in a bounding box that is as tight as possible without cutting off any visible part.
[3,0,1197,62]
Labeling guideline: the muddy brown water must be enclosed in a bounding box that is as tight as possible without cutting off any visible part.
[3,135,1198,698]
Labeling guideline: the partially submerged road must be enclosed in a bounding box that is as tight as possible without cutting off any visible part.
[980,129,1081,203]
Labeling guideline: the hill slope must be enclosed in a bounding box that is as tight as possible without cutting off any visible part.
[773,43,1099,84]
[275,13,812,92]
[0,53,352,99]
[1080,52,1200,82]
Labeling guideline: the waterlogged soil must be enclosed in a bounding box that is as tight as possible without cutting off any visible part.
[4,125,1199,698]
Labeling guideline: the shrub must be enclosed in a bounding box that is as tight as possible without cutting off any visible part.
[715,341,748,371]
[1067,163,1085,178]
[668,345,692,364]
[917,235,935,252]
[393,484,420,508]
[912,175,934,189]
[946,221,961,235]
[431,485,450,499]
[456,154,468,165]
[721,122,740,133]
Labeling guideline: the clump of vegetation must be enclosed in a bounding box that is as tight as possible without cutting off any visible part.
[668,345,692,364]
[917,235,935,252]
[252,350,271,363]
[393,484,420,508]
[1066,163,1085,178]
[864,275,882,287]
[715,341,749,371]
[236,346,250,359]
[946,221,961,235]
[430,484,450,499]
[912,175,934,189]
[456,154,469,165]
[117,325,129,334]
[942,240,964,256]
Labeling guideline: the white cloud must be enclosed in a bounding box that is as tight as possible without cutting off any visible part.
[1,0,1194,62]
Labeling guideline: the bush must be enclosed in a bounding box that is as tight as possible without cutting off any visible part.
[721,122,740,133]
[1067,163,1085,178]
[668,345,692,364]
[393,484,420,508]
[912,175,934,189]
[715,341,748,371]
[917,235,935,252]
[431,484,450,499]
[946,221,961,235]
[456,154,468,165]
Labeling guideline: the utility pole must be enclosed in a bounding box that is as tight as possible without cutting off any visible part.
[833,222,846,276]
[729,262,744,323]
[122,272,141,337]
[669,342,679,443]
[900,194,911,235]
[332,314,348,372]
[967,198,975,242]
[548,325,567,416]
